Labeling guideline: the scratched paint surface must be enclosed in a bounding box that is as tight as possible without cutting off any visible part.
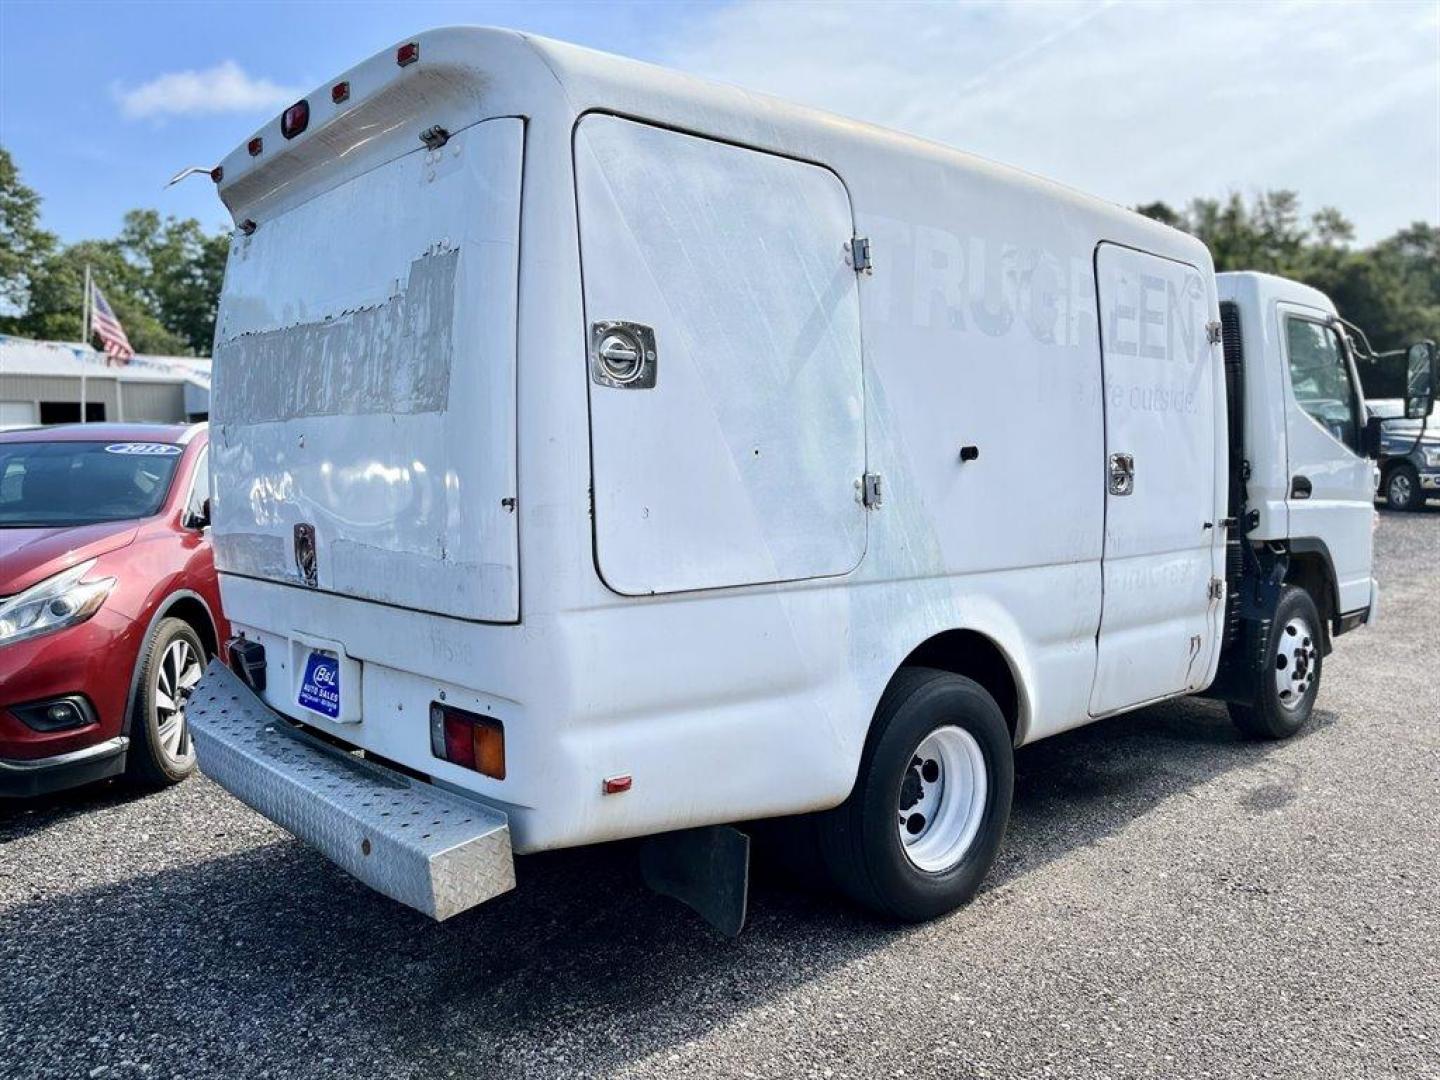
[210,117,524,623]
[575,115,868,596]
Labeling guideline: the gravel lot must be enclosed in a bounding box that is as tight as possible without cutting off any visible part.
[3,507,1437,1080]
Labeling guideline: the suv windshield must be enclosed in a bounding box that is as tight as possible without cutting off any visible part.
[0,441,182,527]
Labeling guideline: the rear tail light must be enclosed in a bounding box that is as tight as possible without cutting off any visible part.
[331,80,350,104]
[281,99,309,139]
[429,702,505,779]
[396,41,419,67]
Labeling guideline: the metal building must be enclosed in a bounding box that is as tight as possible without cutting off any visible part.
[0,335,210,429]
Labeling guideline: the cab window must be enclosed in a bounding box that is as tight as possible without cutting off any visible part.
[1285,317,1361,452]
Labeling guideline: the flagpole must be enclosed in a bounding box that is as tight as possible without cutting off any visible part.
[80,265,91,424]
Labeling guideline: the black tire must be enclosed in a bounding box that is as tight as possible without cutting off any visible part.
[1227,585,1322,740]
[814,667,1013,922]
[126,617,204,786]
[1384,464,1422,511]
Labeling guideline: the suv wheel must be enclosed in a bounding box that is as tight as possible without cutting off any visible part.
[1385,464,1422,511]
[126,617,204,786]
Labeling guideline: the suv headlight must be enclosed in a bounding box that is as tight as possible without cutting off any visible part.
[0,559,116,648]
[1422,447,1440,468]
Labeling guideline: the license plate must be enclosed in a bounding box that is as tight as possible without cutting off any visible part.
[297,649,341,719]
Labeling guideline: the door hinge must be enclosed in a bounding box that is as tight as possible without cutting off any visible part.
[847,236,873,274]
[859,472,883,508]
[1206,320,1223,345]
[1208,577,1225,600]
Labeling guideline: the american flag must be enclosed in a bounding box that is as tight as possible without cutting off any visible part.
[90,282,135,364]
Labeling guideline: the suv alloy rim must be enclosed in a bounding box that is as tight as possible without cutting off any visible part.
[155,638,202,764]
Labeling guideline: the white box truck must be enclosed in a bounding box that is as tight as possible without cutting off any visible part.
[186,28,1437,933]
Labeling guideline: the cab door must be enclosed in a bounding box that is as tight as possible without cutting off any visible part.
[1090,244,1225,715]
[1276,303,1374,614]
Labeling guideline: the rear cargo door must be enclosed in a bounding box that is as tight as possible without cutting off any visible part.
[1090,243,1224,715]
[211,117,522,623]
[574,116,867,596]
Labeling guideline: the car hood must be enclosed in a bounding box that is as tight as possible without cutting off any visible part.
[0,521,140,596]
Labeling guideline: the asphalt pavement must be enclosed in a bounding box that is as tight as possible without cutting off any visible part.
[3,506,1437,1080]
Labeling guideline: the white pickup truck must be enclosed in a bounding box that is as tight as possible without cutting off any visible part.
[186,27,1437,934]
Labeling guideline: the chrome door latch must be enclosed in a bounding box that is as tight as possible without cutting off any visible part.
[1108,452,1135,496]
[590,321,657,389]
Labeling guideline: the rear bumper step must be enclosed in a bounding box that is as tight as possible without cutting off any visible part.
[187,661,514,920]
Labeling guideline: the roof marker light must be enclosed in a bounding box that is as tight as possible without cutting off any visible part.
[210,166,223,183]
[331,81,350,105]
[247,137,263,157]
[602,775,632,795]
[281,99,309,140]
[396,41,419,67]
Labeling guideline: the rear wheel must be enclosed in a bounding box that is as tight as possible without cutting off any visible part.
[1385,464,1422,511]
[815,667,1013,922]
[126,618,204,786]
[1228,585,1322,740]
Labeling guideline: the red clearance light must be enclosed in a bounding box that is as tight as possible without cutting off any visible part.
[602,775,632,795]
[247,137,263,157]
[429,702,505,780]
[210,166,223,183]
[396,41,419,67]
[331,81,350,104]
[281,99,309,140]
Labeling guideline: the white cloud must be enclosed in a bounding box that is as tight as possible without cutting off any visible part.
[114,60,302,120]
[661,0,1440,244]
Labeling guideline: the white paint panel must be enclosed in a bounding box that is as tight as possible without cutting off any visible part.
[211,118,523,622]
[1091,244,1222,715]
[576,115,866,595]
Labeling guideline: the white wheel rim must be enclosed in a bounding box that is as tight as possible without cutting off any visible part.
[1273,615,1317,711]
[898,726,989,872]
[154,638,202,765]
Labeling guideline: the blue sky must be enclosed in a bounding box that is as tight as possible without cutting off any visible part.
[2,1,1437,247]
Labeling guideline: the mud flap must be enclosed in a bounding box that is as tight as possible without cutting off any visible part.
[639,825,750,937]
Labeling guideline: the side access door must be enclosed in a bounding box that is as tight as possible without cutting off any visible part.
[574,115,867,596]
[1090,243,1225,715]
[1275,303,1374,615]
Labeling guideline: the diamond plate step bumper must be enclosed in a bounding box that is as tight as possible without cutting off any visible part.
[187,661,514,920]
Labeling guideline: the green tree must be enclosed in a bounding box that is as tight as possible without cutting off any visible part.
[1136,191,1439,356]
[17,240,186,354]
[0,146,56,315]
[119,209,229,354]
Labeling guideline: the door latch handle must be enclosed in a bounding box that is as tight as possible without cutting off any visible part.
[1108,452,1135,496]
[1290,475,1312,499]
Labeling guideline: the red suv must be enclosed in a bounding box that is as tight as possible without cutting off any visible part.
[0,423,227,797]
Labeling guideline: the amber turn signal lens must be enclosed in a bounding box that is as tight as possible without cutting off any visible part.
[429,702,504,780]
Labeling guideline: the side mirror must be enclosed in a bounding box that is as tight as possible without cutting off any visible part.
[1404,340,1436,420]
[184,496,211,531]
[1362,415,1384,459]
